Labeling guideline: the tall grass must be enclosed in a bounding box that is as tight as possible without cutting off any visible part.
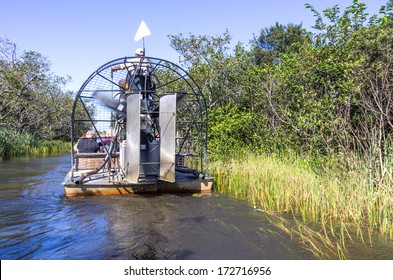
[211,153,393,258]
[0,128,70,159]
[28,140,71,156]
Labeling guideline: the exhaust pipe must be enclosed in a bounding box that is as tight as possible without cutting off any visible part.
[75,153,112,184]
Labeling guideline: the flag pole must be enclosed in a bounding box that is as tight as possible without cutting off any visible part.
[143,37,145,56]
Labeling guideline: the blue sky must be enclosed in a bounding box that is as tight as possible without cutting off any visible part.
[0,0,388,92]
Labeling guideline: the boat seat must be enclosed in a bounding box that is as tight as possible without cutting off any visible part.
[74,152,119,171]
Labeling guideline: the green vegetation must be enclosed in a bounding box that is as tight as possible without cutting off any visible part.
[169,0,393,258]
[28,140,71,156]
[0,38,78,158]
[1,0,392,258]
[0,128,70,158]
[169,1,393,184]
[212,153,393,258]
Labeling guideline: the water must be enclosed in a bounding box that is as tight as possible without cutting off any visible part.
[0,155,392,260]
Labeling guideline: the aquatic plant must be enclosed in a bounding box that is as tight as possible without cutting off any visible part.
[211,153,393,259]
[28,140,71,156]
[0,128,70,159]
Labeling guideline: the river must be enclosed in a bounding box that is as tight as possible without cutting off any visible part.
[0,155,392,260]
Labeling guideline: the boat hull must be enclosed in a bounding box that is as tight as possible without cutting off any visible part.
[63,171,213,196]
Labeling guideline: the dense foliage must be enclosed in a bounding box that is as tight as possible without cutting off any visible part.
[169,0,393,188]
[0,38,75,158]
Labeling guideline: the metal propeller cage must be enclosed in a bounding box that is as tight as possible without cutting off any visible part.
[70,56,209,182]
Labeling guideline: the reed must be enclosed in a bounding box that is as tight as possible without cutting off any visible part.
[0,128,36,158]
[211,153,393,259]
[0,128,70,158]
[28,140,71,156]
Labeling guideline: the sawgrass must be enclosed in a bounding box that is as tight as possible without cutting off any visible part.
[211,153,393,259]
[28,140,71,156]
[0,128,70,158]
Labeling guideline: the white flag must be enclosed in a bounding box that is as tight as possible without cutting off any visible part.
[134,20,151,42]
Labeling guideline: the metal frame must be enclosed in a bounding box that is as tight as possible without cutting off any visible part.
[70,56,209,183]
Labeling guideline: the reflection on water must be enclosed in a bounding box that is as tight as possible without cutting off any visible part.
[0,155,392,260]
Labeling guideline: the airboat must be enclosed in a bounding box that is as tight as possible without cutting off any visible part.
[63,53,213,196]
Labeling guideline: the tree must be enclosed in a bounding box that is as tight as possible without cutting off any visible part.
[0,42,72,139]
[250,22,310,66]
[261,1,393,185]
[167,1,393,183]
[169,30,233,109]
[169,31,273,157]
[1,37,77,157]
[346,19,393,187]
[386,0,393,18]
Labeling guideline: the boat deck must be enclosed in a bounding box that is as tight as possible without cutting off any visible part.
[63,169,213,196]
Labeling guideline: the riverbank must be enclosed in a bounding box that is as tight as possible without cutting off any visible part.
[211,153,393,259]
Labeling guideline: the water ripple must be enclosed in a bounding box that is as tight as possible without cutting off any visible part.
[2,155,393,259]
